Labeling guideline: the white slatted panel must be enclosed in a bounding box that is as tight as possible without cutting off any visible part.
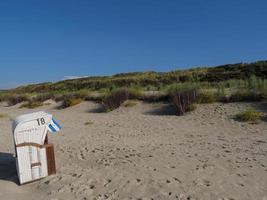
[39,148,48,178]
[17,147,32,184]
[30,147,38,163]
[15,129,23,145]
[31,166,40,180]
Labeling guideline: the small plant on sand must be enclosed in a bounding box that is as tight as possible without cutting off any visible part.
[61,98,83,108]
[0,114,6,118]
[102,88,129,111]
[198,90,216,103]
[19,101,43,109]
[84,121,94,126]
[186,103,197,112]
[0,113,11,120]
[235,108,261,122]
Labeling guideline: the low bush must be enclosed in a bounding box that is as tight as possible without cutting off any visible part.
[128,87,143,99]
[140,91,169,102]
[54,94,65,102]
[84,93,103,102]
[0,114,6,118]
[84,121,94,126]
[235,108,261,122]
[74,90,89,99]
[19,101,43,109]
[186,103,197,112]
[92,90,110,101]
[7,95,30,106]
[61,98,83,108]
[54,90,89,102]
[34,93,55,102]
[168,84,198,115]
[0,93,7,102]
[102,88,129,111]
[227,90,263,102]
[0,113,10,120]
[198,90,216,103]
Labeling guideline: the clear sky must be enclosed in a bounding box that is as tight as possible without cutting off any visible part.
[0,0,266,89]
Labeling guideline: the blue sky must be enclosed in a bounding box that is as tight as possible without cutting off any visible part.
[0,0,266,89]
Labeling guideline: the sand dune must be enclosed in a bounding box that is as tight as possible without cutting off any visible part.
[0,101,266,200]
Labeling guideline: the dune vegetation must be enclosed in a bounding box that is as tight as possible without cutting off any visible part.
[235,108,262,122]
[0,61,266,112]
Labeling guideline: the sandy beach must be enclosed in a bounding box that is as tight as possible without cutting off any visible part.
[0,101,266,200]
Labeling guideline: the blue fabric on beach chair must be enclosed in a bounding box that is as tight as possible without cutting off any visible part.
[47,118,61,133]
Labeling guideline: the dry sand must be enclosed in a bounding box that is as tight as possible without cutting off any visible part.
[0,101,266,200]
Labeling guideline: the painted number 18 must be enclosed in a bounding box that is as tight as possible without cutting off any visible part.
[37,118,45,126]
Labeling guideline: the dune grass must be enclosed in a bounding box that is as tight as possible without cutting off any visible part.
[102,88,129,111]
[84,121,94,126]
[186,103,197,112]
[0,114,6,118]
[61,98,83,108]
[198,90,217,104]
[235,108,261,122]
[0,61,266,116]
[6,95,30,106]
[11,61,267,94]
[19,101,43,109]
[167,83,198,115]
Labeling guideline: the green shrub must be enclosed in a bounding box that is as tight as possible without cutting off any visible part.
[61,98,83,108]
[145,85,158,91]
[54,90,88,103]
[198,90,216,103]
[74,90,89,99]
[140,91,168,102]
[216,83,226,98]
[168,84,198,115]
[6,61,267,94]
[84,92,103,102]
[7,95,30,106]
[34,93,55,102]
[235,108,261,122]
[228,89,262,102]
[186,103,197,112]
[0,93,8,102]
[102,88,129,111]
[222,76,266,102]
[166,83,198,93]
[247,75,267,92]
[127,87,143,99]
[19,101,43,109]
